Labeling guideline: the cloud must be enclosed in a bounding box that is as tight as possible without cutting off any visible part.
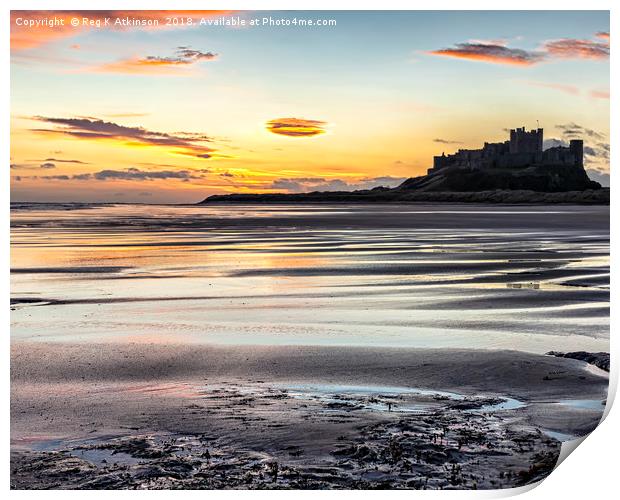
[542,38,610,60]
[138,161,189,168]
[268,176,406,193]
[433,138,463,145]
[428,32,609,66]
[39,175,70,180]
[266,118,327,137]
[176,47,218,61]
[19,167,209,182]
[590,89,610,99]
[10,163,36,170]
[555,122,606,141]
[269,179,306,191]
[71,173,92,180]
[550,123,609,172]
[41,157,89,164]
[11,160,84,170]
[10,11,231,50]
[96,47,218,74]
[586,168,610,187]
[90,168,203,181]
[526,81,580,95]
[526,82,609,100]
[428,42,544,66]
[543,138,568,150]
[30,116,216,158]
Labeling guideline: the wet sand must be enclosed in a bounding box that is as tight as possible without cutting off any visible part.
[11,204,609,353]
[10,203,609,489]
[11,342,608,489]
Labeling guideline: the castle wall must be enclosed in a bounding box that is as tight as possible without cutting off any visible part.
[497,152,542,168]
[427,127,582,176]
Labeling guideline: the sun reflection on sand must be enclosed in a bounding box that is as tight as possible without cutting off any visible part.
[11,203,609,353]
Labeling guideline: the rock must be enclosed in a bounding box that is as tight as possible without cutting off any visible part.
[546,351,609,372]
[199,160,607,205]
[200,188,608,205]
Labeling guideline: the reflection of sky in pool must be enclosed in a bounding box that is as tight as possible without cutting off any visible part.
[281,383,526,414]
[557,399,606,410]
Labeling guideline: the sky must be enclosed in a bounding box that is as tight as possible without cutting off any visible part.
[10,10,610,203]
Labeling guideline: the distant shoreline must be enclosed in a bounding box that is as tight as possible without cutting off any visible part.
[200,188,609,205]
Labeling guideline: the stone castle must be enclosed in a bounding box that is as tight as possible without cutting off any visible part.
[428,127,583,175]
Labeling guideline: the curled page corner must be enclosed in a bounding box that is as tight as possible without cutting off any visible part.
[555,358,616,468]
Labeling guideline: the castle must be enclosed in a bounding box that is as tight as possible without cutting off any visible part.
[428,127,583,174]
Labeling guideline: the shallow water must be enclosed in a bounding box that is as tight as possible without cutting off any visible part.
[10,203,609,353]
[543,430,578,442]
[557,399,606,410]
[281,383,526,414]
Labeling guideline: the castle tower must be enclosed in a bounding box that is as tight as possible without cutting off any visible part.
[569,139,584,167]
[509,127,543,154]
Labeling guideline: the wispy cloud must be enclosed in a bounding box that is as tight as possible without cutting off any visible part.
[548,123,609,175]
[429,32,610,66]
[526,81,609,100]
[268,176,406,193]
[590,89,610,99]
[586,168,610,187]
[542,38,609,60]
[526,81,580,95]
[95,47,218,74]
[29,116,217,158]
[433,138,463,145]
[40,157,89,164]
[10,163,36,170]
[556,122,606,141]
[15,167,208,182]
[89,168,204,181]
[10,158,87,170]
[428,42,544,66]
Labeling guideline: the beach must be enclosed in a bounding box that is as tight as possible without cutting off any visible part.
[10,203,610,489]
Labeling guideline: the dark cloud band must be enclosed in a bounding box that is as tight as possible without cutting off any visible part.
[30,116,216,158]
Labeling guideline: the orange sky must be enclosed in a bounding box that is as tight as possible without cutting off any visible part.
[10,10,610,202]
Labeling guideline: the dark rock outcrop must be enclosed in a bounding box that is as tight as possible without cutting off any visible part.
[200,188,608,205]
[200,163,605,205]
[399,163,600,193]
[546,351,610,372]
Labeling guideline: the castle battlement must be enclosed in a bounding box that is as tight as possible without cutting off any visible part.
[428,127,583,175]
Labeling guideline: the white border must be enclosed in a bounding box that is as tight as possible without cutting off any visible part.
[3,1,616,498]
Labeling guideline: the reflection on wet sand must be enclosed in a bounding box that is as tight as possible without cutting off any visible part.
[11,203,609,352]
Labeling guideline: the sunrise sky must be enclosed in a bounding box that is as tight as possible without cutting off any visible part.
[10,10,610,203]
